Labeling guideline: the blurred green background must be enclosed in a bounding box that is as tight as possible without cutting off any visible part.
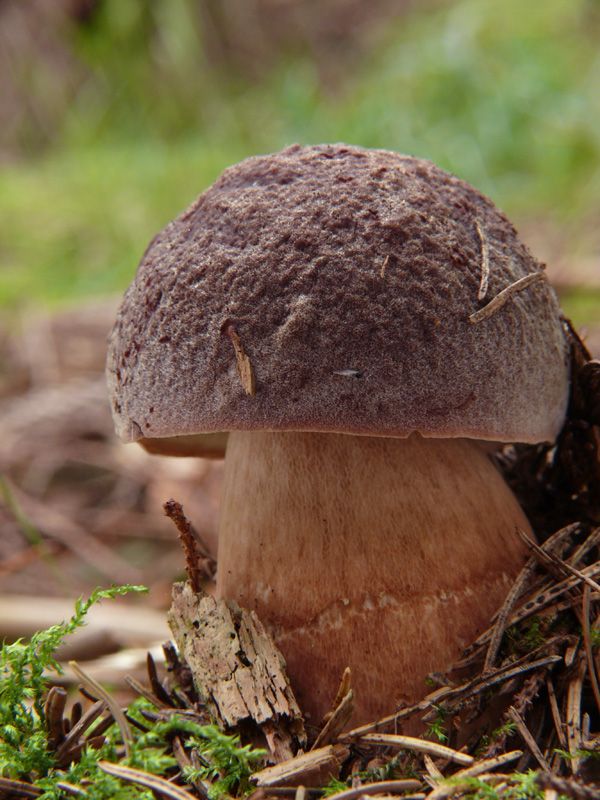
[1,0,599,327]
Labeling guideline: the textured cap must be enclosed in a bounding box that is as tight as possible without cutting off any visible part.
[106,143,570,448]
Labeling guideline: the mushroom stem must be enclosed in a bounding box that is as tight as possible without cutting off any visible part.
[217,430,531,726]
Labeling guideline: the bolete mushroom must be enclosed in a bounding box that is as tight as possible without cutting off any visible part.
[106,144,570,725]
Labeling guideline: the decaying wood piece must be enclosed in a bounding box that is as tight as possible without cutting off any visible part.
[164,500,204,592]
[251,744,350,788]
[311,689,355,750]
[167,581,306,758]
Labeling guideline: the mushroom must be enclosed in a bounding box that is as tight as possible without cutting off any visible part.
[106,144,570,726]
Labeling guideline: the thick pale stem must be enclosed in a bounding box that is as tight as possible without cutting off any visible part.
[217,431,531,726]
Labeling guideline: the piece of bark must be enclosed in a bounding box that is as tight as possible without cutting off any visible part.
[311,689,355,750]
[252,744,351,788]
[167,581,306,757]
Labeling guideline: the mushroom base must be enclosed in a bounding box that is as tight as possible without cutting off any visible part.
[217,431,531,727]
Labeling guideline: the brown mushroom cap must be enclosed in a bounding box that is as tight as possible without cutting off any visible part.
[106,143,569,447]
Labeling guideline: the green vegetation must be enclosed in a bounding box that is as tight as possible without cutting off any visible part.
[425,705,449,744]
[0,586,265,799]
[0,585,145,793]
[1,0,599,322]
[181,725,265,798]
[453,770,543,799]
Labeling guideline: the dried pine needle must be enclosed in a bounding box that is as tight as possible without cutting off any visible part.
[475,220,490,301]
[468,272,545,324]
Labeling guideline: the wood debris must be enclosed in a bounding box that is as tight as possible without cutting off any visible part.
[311,689,355,750]
[252,745,350,788]
[167,580,306,759]
[164,499,205,592]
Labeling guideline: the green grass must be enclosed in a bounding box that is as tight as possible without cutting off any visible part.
[0,142,241,312]
[558,287,600,330]
[1,0,599,319]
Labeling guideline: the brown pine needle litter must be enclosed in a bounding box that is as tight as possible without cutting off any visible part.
[3,323,599,800]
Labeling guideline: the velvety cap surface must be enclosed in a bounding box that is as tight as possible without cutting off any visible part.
[107,144,570,445]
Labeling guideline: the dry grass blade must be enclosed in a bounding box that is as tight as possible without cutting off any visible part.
[459,523,579,665]
[517,528,600,592]
[536,772,600,800]
[509,574,600,629]
[460,566,600,665]
[69,661,133,758]
[330,667,352,713]
[425,752,522,800]
[54,782,88,796]
[450,655,561,705]
[567,658,586,774]
[54,700,106,764]
[468,272,545,323]
[98,760,198,799]
[482,554,538,672]
[172,736,210,800]
[357,734,473,766]
[0,776,42,797]
[546,676,567,750]
[423,754,444,788]
[125,674,172,710]
[568,526,600,567]
[341,655,559,741]
[506,706,551,770]
[323,780,423,800]
[339,692,450,740]
[582,585,600,717]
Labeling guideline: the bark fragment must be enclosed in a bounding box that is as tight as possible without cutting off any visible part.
[167,581,306,760]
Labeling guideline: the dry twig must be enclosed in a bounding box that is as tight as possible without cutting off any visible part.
[164,499,204,593]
